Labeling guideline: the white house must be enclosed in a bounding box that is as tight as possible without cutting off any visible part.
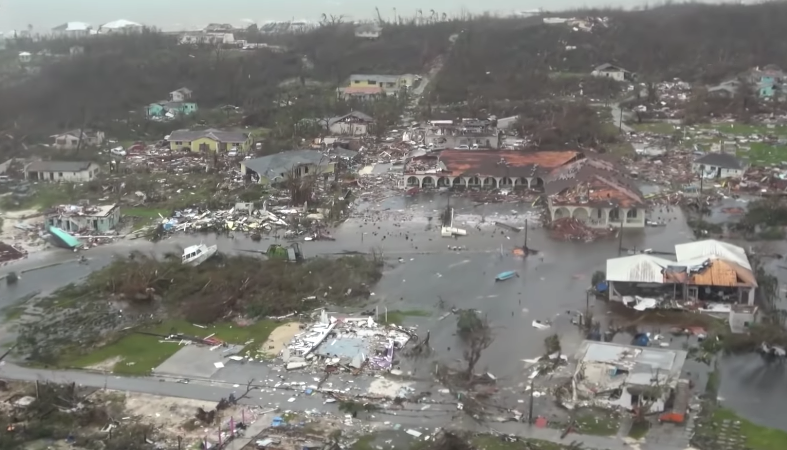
[591,63,635,82]
[51,22,92,38]
[99,19,143,34]
[355,23,382,39]
[24,161,100,182]
[693,153,745,179]
[324,111,375,136]
[50,129,105,149]
[169,87,193,102]
[18,52,31,63]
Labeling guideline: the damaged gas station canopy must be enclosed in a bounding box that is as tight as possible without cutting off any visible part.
[281,310,413,372]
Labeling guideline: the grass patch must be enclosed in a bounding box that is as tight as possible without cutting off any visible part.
[1,304,26,323]
[350,434,377,450]
[702,123,787,136]
[0,184,92,211]
[711,408,787,450]
[606,141,635,156]
[628,420,650,439]
[573,408,620,436]
[376,309,430,325]
[65,319,279,375]
[743,142,787,166]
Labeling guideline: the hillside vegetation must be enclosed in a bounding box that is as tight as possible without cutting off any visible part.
[431,2,787,103]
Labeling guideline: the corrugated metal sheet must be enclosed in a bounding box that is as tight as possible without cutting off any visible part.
[674,239,751,270]
[606,254,674,283]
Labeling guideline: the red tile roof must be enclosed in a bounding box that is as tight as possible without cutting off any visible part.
[438,150,580,178]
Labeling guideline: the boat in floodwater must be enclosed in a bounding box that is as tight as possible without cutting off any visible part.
[495,271,518,282]
[182,243,218,266]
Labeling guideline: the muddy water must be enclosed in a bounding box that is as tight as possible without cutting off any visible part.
[1,192,786,430]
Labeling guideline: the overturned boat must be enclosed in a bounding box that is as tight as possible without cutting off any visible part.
[47,226,81,250]
[182,243,218,266]
[495,271,519,282]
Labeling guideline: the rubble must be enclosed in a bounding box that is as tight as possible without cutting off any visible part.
[281,310,413,374]
[547,218,613,242]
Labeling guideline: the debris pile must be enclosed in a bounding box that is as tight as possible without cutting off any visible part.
[547,218,613,242]
[282,311,413,373]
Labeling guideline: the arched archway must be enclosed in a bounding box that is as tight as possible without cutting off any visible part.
[422,176,435,187]
[406,176,419,187]
[518,177,528,187]
[437,177,450,187]
[500,177,513,187]
[483,177,496,188]
[572,207,589,222]
[554,207,570,220]
[468,176,481,187]
[452,177,463,187]
[531,177,545,190]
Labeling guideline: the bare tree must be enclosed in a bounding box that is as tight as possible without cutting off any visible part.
[462,314,494,379]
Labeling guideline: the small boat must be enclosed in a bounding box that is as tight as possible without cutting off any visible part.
[495,271,519,282]
[182,243,218,266]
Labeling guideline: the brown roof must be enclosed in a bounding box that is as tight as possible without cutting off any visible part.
[546,157,644,208]
[437,150,580,178]
[689,259,756,287]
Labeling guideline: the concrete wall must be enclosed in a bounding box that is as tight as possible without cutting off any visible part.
[549,203,646,229]
[47,206,120,233]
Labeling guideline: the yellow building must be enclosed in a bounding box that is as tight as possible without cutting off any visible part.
[348,74,416,95]
[167,128,252,153]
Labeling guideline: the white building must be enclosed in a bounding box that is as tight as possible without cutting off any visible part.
[692,152,746,179]
[18,52,31,63]
[571,341,688,414]
[605,239,757,309]
[99,20,143,34]
[591,63,635,82]
[51,22,92,37]
[24,161,101,183]
[355,23,382,39]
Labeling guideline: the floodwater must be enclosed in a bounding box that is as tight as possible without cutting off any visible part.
[1,192,786,430]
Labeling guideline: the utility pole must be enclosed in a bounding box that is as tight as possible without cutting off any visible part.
[527,380,535,424]
[618,107,623,133]
[618,216,624,256]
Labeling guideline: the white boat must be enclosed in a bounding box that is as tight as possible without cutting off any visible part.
[182,243,217,266]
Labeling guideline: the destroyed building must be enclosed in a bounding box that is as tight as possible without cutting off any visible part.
[403,149,580,189]
[242,148,358,184]
[46,204,120,233]
[423,121,501,149]
[605,239,757,314]
[570,341,688,416]
[545,157,646,229]
[282,311,412,371]
[24,161,100,183]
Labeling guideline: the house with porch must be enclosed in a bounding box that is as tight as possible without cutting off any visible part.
[50,129,105,149]
[24,161,100,182]
[323,111,375,136]
[242,148,357,184]
[605,239,757,315]
[545,157,646,228]
[46,204,120,233]
[591,63,635,82]
[168,128,251,153]
[403,149,580,190]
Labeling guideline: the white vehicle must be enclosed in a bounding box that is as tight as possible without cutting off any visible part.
[182,243,218,266]
[457,144,470,150]
[470,143,479,149]
[110,147,127,156]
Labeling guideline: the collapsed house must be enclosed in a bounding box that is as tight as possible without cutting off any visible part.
[46,204,120,233]
[570,341,689,418]
[605,240,757,318]
[282,311,412,371]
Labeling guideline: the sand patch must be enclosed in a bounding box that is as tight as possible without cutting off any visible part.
[260,322,300,357]
[84,356,124,372]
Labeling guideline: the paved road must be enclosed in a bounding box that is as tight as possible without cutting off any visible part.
[0,361,693,450]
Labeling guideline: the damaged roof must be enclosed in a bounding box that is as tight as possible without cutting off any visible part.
[168,128,248,143]
[694,152,743,170]
[326,111,375,126]
[25,161,94,172]
[546,157,644,207]
[244,149,357,180]
[437,150,580,178]
[575,341,687,388]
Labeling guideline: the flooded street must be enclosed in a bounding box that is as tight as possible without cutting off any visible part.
[1,192,787,430]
